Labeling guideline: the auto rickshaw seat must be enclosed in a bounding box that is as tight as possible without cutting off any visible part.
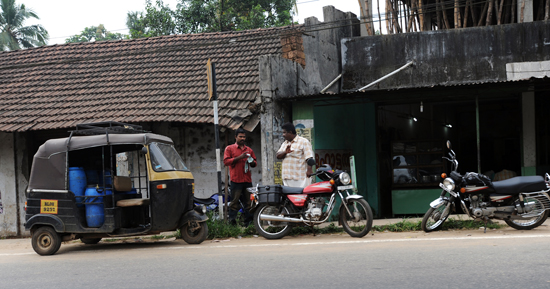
[116,198,150,207]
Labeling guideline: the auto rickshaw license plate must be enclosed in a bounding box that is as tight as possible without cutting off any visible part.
[40,199,58,214]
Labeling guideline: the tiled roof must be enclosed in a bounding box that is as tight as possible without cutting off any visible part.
[0,25,303,132]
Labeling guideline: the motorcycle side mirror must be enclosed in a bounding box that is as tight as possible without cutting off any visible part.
[446,140,452,150]
[306,158,315,166]
[140,146,148,155]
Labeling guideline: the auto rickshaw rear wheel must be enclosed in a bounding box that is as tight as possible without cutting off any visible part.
[32,226,62,256]
[80,238,102,245]
[180,221,208,244]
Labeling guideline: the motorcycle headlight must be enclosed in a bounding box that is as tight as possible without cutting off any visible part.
[339,172,351,185]
[443,178,455,191]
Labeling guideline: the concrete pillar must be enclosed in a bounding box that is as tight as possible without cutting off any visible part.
[259,55,291,185]
[522,91,536,175]
[0,132,18,237]
[518,0,534,22]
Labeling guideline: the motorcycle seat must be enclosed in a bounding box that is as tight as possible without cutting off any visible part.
[281,186,304,194]
[492,176,547,195]
[193,196,216,205]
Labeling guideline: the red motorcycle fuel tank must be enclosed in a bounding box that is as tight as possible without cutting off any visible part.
[303,181,333,194]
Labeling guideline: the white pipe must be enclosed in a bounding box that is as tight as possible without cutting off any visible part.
[357,60,414,92]
[320,74,342,93]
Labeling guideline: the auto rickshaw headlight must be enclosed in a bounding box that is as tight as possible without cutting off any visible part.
[194,204,207,214]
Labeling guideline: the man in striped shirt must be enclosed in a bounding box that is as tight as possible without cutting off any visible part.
[276,123,314,187]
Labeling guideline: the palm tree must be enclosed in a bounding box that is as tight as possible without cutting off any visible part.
[0,0,48,51]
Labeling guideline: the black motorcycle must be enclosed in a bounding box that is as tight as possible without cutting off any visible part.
[422,141,550,232]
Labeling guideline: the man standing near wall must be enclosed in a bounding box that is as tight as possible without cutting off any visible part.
[223,128,257,225]
[276,122,314,187]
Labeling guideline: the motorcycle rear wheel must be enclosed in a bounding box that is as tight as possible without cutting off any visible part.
[504,197,550,230]
[339,198,373,238]
[254,204,292,239]
[421,204,450,232]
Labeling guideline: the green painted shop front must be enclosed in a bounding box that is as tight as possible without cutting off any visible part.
[292,101,381,217]
[289,81,550,218]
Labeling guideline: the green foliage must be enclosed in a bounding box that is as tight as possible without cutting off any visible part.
[127,0,297,39]
[65,24,126,43]
[372,219,505,232]
[440,218,504,230]
[0,0,49,51]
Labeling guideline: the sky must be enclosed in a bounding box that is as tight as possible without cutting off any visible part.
[22,0,361,45]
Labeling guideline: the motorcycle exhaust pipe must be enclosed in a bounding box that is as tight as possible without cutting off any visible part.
[260,214,303,223]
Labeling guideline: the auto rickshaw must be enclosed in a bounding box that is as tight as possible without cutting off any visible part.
[25,122,208,255]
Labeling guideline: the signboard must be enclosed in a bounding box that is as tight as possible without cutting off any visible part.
[40,199,58,214]
[206,58,213,100]
[296,128,312,143]
[315,149,353,171]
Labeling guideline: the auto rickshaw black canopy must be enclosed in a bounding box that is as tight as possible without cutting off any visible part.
[29,133,173,191]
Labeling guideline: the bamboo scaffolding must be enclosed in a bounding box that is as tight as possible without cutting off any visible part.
[365,0,543,35]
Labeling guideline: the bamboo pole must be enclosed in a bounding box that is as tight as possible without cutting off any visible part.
[454,0,459,28]
[441,0,451,29]
[409,0,416,31]
[377,0,382,33]
[358,0,371,35]
[413,0,420,31]
[463,0,470,27]
[471,0,479,24]
[406,0,412,32]
[537,0,544,20]
[546,0,549,20]
[436,0,443,29]
[478,0,489,25]
[418,0,425,30]
[386,0,392,33]
[486,0,494,25]
[494,0,500,22]
[392,0,402,33]
[520,0,525,22]
[497,0,503,24]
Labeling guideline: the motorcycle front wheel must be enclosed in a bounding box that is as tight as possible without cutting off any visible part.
[421,204,450,232]
[254,204,292,239]
[339,198,373,238]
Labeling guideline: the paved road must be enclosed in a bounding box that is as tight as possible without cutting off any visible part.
[2,223,550,289]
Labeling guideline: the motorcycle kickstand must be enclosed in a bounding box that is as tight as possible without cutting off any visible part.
[483,217,489,233]
[306,222,316,236]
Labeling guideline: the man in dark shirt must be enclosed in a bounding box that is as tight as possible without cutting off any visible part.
[223,128,257,225]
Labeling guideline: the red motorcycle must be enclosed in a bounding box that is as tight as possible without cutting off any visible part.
[250,164,373,239]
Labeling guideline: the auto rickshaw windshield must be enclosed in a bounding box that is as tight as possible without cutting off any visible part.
[149,142,189,172]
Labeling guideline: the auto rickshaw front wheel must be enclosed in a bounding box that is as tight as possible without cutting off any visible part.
[180,221,208,244]
[32,226,62,256]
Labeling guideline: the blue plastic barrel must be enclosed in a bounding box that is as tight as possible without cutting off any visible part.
[84,185,104,227]
[84,169,100,186]
[69,167,87,208]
